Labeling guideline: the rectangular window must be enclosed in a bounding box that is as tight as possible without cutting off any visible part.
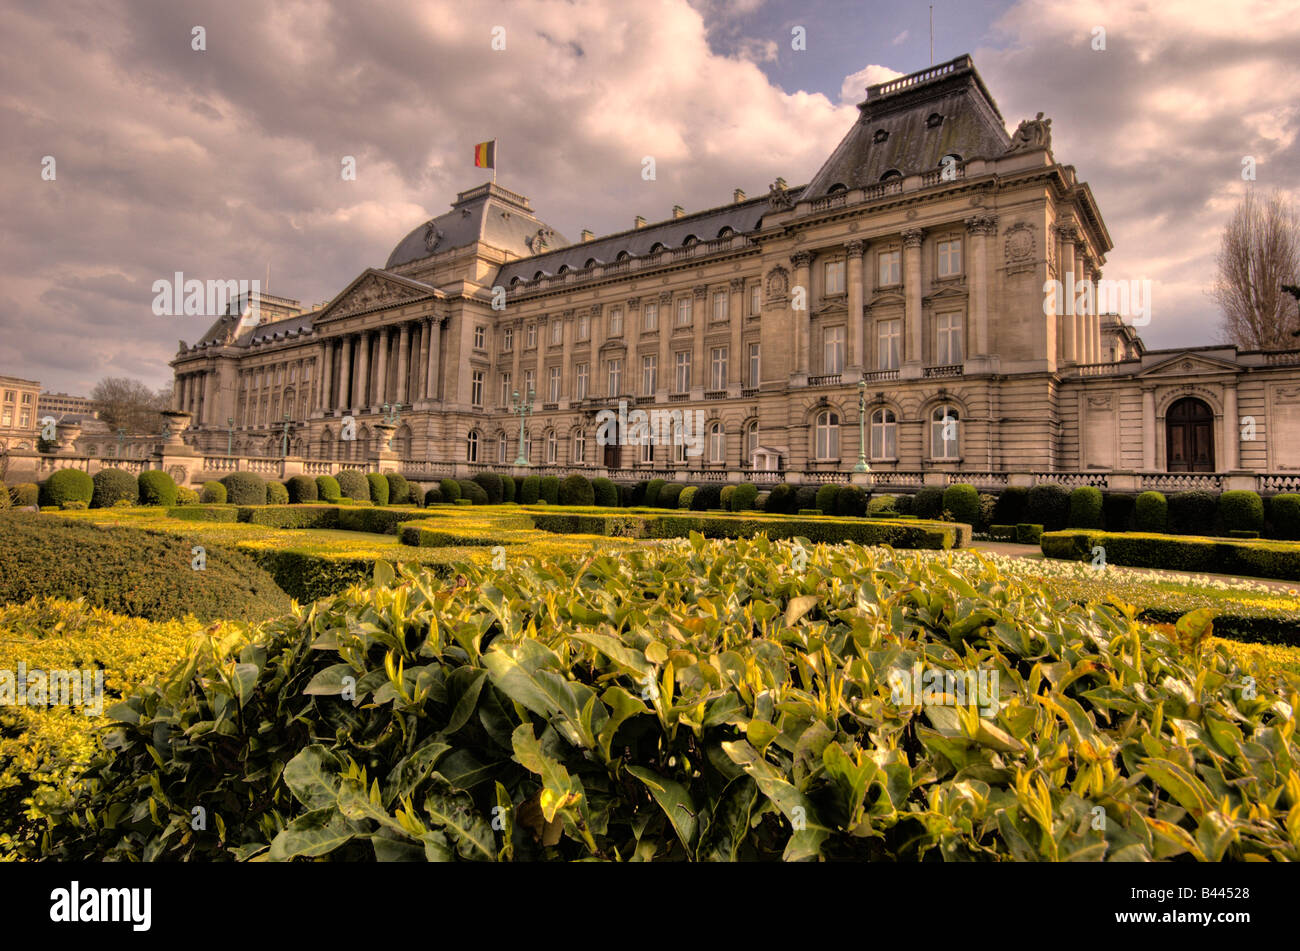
[526,325,537,349]
[548,366,561,402]
[577,314,590,341]
[878,319,901,370]
[608,307,623,336]
[643,302,658,331]
[748,343,761,386]
[642,355,657,396]
[1,411,11,427]
[639,439,653,465]
[500,372,511,406]
[936,313,964,365]
[824,326,845,374]
[3,390,14,403]
[710,347,728,391]
[607,359,623,395]
[21,393,32,405]
[878,250,901,286]
[937,239,962,278]
[575,363,588,400]
[824,259,845,294]
[676,299,691,327]
[674,351,691,393]
[524,369,536,396]
[503,327,513,352]
[289,364,297,383]
[474,325,487,349]
[750,284,761,315]
[712,290,728,322]
[550,320,562,345]
[470,371,484,408]
[19,410,30,427]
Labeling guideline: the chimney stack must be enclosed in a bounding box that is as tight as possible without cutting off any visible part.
[580,229,594,242]
[634,215,646,229]
[733,188,746,202]
[672,205,685,219]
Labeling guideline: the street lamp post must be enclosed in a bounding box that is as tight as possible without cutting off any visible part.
[853,381,871,473]
[511,389,535,466]
[227,417,235,456]
[116,427,126,457]
[281,413,292,458]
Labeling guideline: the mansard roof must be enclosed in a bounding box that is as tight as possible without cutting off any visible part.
[803,54,1012,200]
[386,182,568,269]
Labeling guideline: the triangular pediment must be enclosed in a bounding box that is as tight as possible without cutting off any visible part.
[924,284,968,304]
[1138,351,1242,378]
[318,268,439,322]
[867,291,906,310]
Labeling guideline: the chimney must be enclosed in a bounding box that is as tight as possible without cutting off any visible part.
[672,205,685,219]
[733,188,746,202]
[634,215,646,229]
[580,229,594,242]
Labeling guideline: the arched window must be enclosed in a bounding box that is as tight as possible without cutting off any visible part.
[828,183,848,194]
[545,429,557,464]
[718,227,735,238]
[870,408,897,459]
[814,411,840,461]
[873,129,889,143]
[533,271,546,281]
[466,429,479,463]
[940,153,962,167]
[573,429,585,464]
[511,276,523,286]
[880,169,903,182]
[649,242,666,254]
[557,265,571,275]
[584,258,598,269]
[931,405,959,460]
[708,421,725,464]
[745,421,759,465]
[616,251,631,262]
[683,235,699,247]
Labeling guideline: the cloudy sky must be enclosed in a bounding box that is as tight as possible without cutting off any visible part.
[2,0,1298,394]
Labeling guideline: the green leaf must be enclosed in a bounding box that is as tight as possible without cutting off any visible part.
[303,663,358,697]
[373,559,396,587]
[444,668,489,735]
[597,686,647,762]
[512,723,581,822]
[721,740,830,861]
[423,786,496,861]
[1141,757,1214,819]
[626,766,698,852]
[282,745,342,809]
[267,807,354,860]
[784,595,818,627]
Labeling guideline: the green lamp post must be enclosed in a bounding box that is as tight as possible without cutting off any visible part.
[511,389,535,466]
[853,381,871,473]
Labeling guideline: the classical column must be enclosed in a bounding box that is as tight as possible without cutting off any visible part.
[657,292,672,400]
[338,335,353,412]
[355,332,371,412]
[1086,257,1101,364]
[1074,239,1089,363]
[728,278,745,391]
[845,240,865,375]
[318,343,332,412]
[427,317,442,401]
[1141,388,1156,471]
[396,322,411,403]
[560,308,575,402]
[413,323,426,402]
[589,304,604,397]
[175,375,186,412]
[901,229,924,375]
[374,328,389,407]
[790,251,812,379]
[508,318,521,401]
[1054,224,1077,364]
[692,285,708,396]
[1223,382,1239,471]
[965,216,996,358]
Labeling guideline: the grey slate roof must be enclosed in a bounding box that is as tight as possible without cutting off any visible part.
[803,55,1012,200]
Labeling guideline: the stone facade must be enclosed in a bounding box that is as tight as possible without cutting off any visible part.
[165,55,1300,490]
[0,376,41,449]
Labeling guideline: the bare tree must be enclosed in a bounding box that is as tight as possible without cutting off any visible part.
[1213,189,1300,350]
[91,377,172,433]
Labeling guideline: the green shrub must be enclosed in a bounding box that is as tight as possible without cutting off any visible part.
[991,487,1028,526]
[473,473,503,505]
[539,476,560,505]
[1026,483,1069,531]
[719,485,735,510]
[316,475,342,503]
[913,487,943,520]
[731,482,759,512]
[461,480,489,505]
[439,478,463,503]
[286,474,318,504]
[814,484,840,515]
[835,485,867,518]
[366,473,390,506]
[1168,490,1218,535]
[894,494,914,516]
[689,483,721,511]
[644,479,666,508]
[1102,492,1136,532]
[591,477,618,508]
[1230,529,1261,539]
[1218,490,1264,536]
[517,476,540,504]
[336,470,370,502]
[977,493,997,532]
[629,481,649,506]
[39,469,94,507]
[942,483,980,526]
[658,483,684,509]
[1135,491,1167,533]
[766,483,795,515]
[137,470,178,507]
[200,481,228,504]
[167,505,239,523]
[793,485,819,512]
[266,481,290,505]
[500,474,516,503]
[556,474,593,506]
[1270,493,1300,540]
[798,508,821,516]
[0,511,288,622]
[9,483,38,508]
[1067,486,1104,529]
[222,472,268,506]
[1015,523,1044,544]
[988,524,1016,541]
[867,494,897,516]
[423,485,443,506]
[61,500,90,510]
[1042,529,1300,582]
[674,486,694,509]
[175,487,199,506]
[386,473,412,506]
[91,468,138,508]
[454,498,472,506]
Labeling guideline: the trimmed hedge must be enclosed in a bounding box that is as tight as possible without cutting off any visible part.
[200,481,228,504]
[766,483,796,515]
[386,473,412,506]
[336,470,370,502]
[731,482,759,512]
[222,472,268,506]
[1218,490,1264,536]
[1167,490,1217,536]
[867,494,897,517]
[559,474,595,507]
[366,472,390,506]
[913,487,943,520]
[315,475,342,503]
[439,478,463,503]
[423,485,443,506]
[461,480,490,505]
[988,524,1017,541]
[40,469,94,507]
[473,473,503,505]
[942,483,980,527]
[991,486,1027,526]
[835,485,867,518]
[1026,483,1069,531]
[91,468,138,508]
[630,481,649,506]
[644,479,666,508]
[1270,493,1300,541]
[167,505,240,523]
[591,477,618,508]
[501,474,516,504]
[539,476,560,505]
[266,481,290,505]
[1042,529,1300,582]
[1102,492,1136,533]
[137,470,178,507]
[658,483,684,509]
[1016,523,1044,544]
[678,486,697,509]
[518,476,540,505]
[1135,491,1167,533]
[689,483,721,511]
[814,484,840,515]
[719,486,735,510]
[286,475,318,504]
[1067,486,1104,529]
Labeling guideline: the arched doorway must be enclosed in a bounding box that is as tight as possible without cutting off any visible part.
[1165,397,1215,472]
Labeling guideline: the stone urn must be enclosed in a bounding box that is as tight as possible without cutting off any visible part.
[160,410,192,447]
[55,421,82,454]
[373,421,397,453]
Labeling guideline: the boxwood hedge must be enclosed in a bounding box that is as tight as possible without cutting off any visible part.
[200,480,228,504]
[222,472,268,506]
[1042,529,1300,581]
[266,481,290,505]
[337,471,370,502]
[1135,491,1167,533]
[40,469,94,507]
[591,477,618,508]
[366,472,390,506]
[316,475,342,503]
[91,468,138,508]
[942,483,979,526]
[1067,486,1103,529]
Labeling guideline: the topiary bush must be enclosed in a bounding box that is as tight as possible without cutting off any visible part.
[1026,482,1070,531]
[316,475,342,503]
[1217,490,1264,536]
[200,481,228,504]
[1269,493,1300,541]
[591,477,618,508]
[9,483,38,508]
[731,482,759,512]
[39,469,94,508]
[814,484,840,515]
[629,481,649,506]
[1067,486,1104,529]
[658,483,684,509]
[91,468,138,508]
[266,481,290,505]
[835,485,867,518]
[137,470,178,507]
[690,483,721,511]
[648,479,672,508]
[559,474,595,507]
[439,478,462,503]
[385,473,412,506]
[335,471,368,502]
[175,487,199,506]
[423,484,444,506]
[977,493,997,533]
[539,476,561,505]
[286,475,319,504]
[913,487,944,520]
[473,473,503,505]
[1167,490,1218,536]
[991,487,1027,526]
[766,483,795,515]
[1134,491,1168,533]
[222,472,268,506]
[1102,493,1136,533]
[867,494,897,517]
[366,473,390,506]
[942,483,980,526]
[677,486,697,509]
[793,485,818,512]
[518,476,540,505]
[719,485,735,510]
[500,474,516,504]
[461,480,489,505]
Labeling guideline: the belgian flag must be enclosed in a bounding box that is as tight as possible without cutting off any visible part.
[474,140,496,169]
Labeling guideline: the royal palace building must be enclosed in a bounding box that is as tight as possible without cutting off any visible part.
[164,55,1300,492]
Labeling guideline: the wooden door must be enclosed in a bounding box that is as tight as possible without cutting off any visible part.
[1165,398,1215,472]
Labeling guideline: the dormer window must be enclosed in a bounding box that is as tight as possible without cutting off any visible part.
[683,235,699,246]
[584,258,598,269]
[557,265,571,275]
[873,129,889,143]
[926,112,944,128]
[828,183,848,194]
[649,242,666,254]
[880,169,903,182]
[616,251,631,261]
[718,226,735,237]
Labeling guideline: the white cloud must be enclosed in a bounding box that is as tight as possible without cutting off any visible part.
[839,64,905,104]
[891,29,910,46]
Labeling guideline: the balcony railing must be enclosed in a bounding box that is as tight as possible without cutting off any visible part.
[923,364,963,379]
[808,374,842,386]
[862,368,900,383]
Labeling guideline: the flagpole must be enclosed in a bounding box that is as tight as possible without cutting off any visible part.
[493,138,497,185]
